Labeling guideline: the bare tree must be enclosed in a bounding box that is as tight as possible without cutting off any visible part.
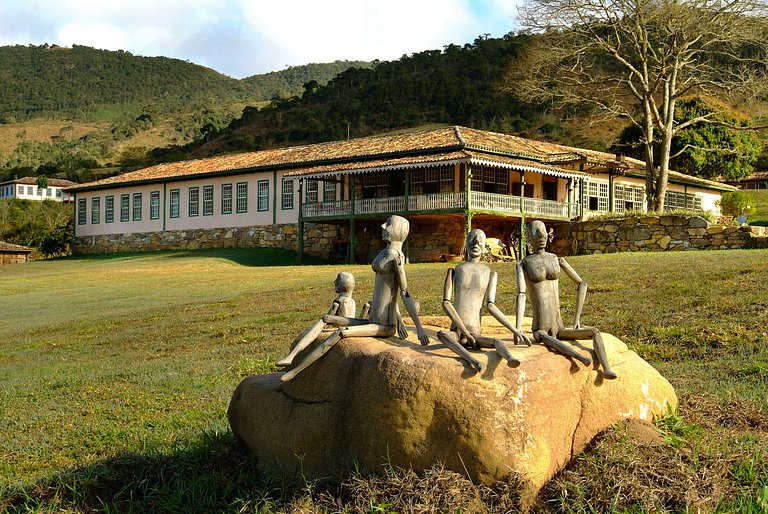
[509,0,768,210]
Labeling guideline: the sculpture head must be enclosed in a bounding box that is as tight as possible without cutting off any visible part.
[526,220,549,251]
[334,272,355,294]
[381,215,410,243]
[465,229,487,260]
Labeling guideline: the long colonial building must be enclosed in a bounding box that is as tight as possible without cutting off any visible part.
[66,126,735,261]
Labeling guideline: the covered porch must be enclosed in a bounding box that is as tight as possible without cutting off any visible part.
[289,155,586,263]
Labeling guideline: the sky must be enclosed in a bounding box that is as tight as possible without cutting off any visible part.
[0,0,520,79]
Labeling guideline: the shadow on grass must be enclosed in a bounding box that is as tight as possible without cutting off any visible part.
[1,430,306,513]
[50,247,328,267]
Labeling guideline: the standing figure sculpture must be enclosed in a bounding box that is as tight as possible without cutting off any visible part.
[516,220,617,379]
[281,215,429,382]
[438,229,532,373]
[276,271,357,368]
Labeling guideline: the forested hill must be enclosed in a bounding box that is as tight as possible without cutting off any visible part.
[0,44,368,122]
[194,35,554,156]
[0,44,369,182]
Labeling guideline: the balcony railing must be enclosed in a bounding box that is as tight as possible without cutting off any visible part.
[301,191,578,220]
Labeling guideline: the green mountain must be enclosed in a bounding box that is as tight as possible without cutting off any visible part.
[0,44,369,181]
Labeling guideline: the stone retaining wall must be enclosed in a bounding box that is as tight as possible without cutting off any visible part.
[73,223,339,260]
[550,215,768,256]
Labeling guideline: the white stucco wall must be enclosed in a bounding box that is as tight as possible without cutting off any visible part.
[73,171,300,238]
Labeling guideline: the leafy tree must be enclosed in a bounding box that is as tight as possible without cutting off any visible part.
[509,0,768,211]
[718,191,755,217]
[615,97,763,181]
[36,174,49,190]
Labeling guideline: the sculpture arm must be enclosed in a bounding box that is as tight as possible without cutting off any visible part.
[326,300,341,317]
[441,268,475,346]
[395,255,429,345]
[360,301,371,320]
[559,257,587,329]
[515,262,527,331]
[487,271,531,346]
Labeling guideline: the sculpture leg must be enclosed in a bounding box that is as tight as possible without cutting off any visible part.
[276,319,326,367]
[560,328,617,379]
[476,335,520,367]
[437,330,483,373]
[281,323,396,382]
[537,333,592,366]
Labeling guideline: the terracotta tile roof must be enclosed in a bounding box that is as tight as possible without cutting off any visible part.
[65,125,733,192]
[0,241,33,253]
[0,177,78,187]
[283,150,471,176]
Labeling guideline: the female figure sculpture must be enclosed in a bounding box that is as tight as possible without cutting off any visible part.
[516,220,617,379]
[438,229,532,373]
[281,215,429,381]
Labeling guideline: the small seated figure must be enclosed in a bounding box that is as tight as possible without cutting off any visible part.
[276,271,357,368]
[516,220,617,379]
[438,229,532,373]
[281,215,429,382]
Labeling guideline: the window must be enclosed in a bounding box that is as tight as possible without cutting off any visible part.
[37,187,43,196]
[77,198,86,225]
[614,184,645,213]
[91,197,101,224]
[105,196,114,223]
[121,194,130,222]
[221,184,233,214]
[323,179,337,202]
[236,182,248,213]
[46,188,52,197]
[17,185,23,195]
[27,186,33,195]
[56,189,62,198]
[282,179,294,209]
[189,187,200,216]
[586,180,610,211]
[169,189,180,218]
[664,191,703,212]
[305,179,318,203]
[258,180,269,211]
[203,185,214,216]
[440,167,454,193]
[133,193,142,221]
[150,191,160,220]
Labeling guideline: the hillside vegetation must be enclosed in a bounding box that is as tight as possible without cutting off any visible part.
[0,44,368,180]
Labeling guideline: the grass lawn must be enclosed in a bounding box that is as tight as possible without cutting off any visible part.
[1,247,767,512]
[746,189,768,224]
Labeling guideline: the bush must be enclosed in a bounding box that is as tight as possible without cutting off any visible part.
[718,191,755,217]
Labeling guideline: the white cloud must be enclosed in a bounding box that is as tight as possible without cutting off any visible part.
[0,0,520,78]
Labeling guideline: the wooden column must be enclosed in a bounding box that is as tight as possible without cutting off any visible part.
[348,175,356,264]
[297,178,304,263]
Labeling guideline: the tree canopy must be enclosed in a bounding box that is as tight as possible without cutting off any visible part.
[509,0,768,210]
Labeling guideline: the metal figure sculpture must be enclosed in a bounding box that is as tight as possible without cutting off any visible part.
[281,215,429,382]
[276,271,357,368]
[438,229,532,373]
[516,220,617,379]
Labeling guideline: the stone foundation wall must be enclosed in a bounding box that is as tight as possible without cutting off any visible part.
[407,217,466,263]
[73,223,339,260]
[550,215,768,256]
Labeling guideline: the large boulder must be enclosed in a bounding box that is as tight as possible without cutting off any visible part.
[228,317,676,496]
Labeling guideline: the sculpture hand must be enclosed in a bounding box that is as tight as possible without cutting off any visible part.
[417,329,430,346]
[515,332,533,347]
[397,318,408,340]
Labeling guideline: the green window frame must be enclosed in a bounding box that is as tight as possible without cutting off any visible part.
[221,184,233,214]
[257,180,269,212]
[120,194,130,222]
[306,179,318,203]
[150,191,160,220]
[91,197,100,224]
[236,182,248,213]
[203,185,214,216]
[282,178,294,210]
[189,187,199,217]
[133,193,142,221]
[77,198,86,225]
[323,179,336,202]
[105,195,114,223]
[169,189,180,218]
